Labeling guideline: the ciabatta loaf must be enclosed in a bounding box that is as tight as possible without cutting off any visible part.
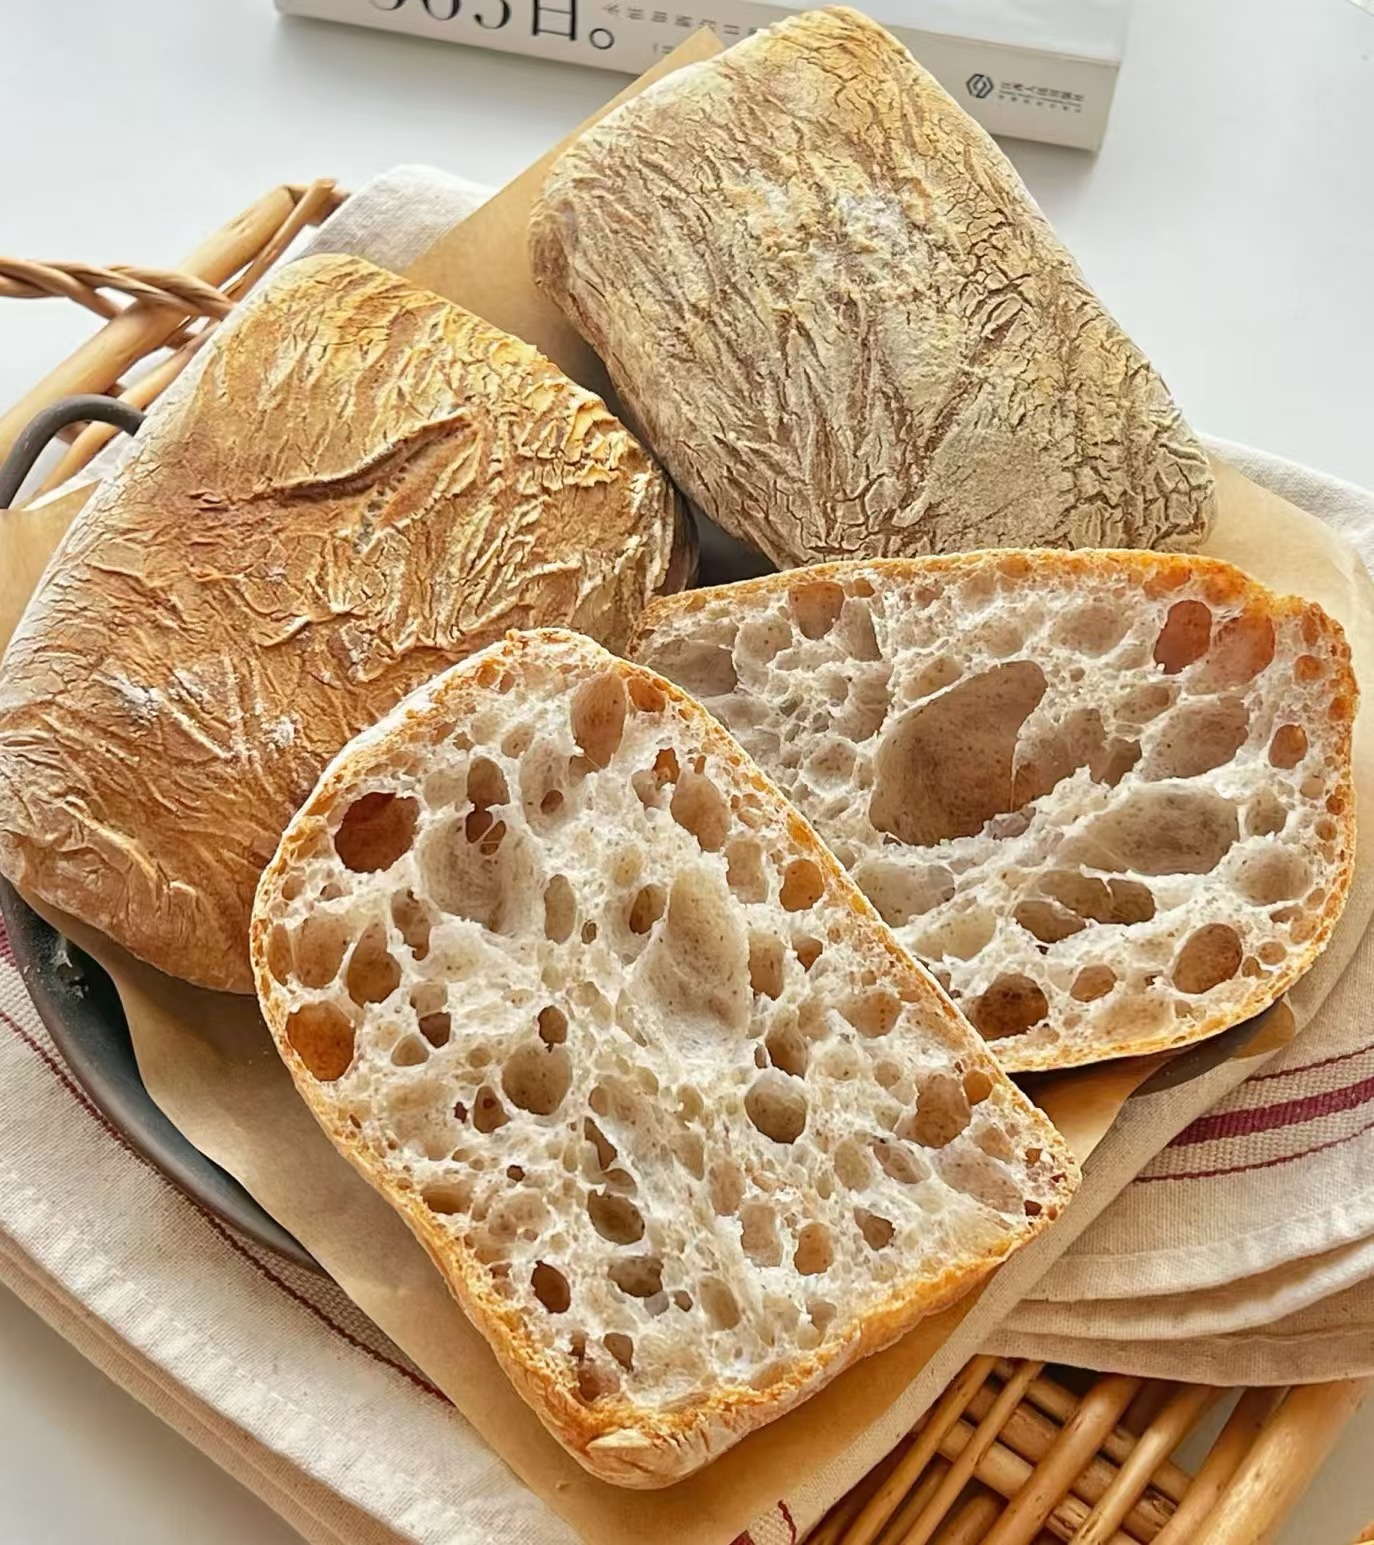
[529,7,1213,569]
[251,629,1076,1485]
[630,555,1357,1071]
[0,255,688,992]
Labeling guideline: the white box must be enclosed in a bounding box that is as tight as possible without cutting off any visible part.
[278,0,1128,150]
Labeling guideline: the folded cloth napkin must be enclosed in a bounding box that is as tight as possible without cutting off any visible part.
[0,165,1370,1545]
[990,443,1374,1365]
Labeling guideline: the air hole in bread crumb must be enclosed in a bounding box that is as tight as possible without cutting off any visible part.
[467,758,508,810]
[871,662,1046,846]
[424,813,531,932]
[874,1060,903,1090]
[696,1275,740,1330]
[735,1201,781,1267]
[970,975,1049,1039]
[540,790,564,817]
[1025,1199,1043,1217]
[853,860,956,928]
[873,1139,929,1185]
[610,1256,663,1298]
[1014,900,1085,945]
[1173,925,1243,994]
[1119,682,1176,723]
[405,1003,447,1046]
[793,1223,834,1276]
[1259,941,1287,965]
[1052,602,1129,655]
[391,1035,428,1068]
[669,770,730,851]
[473,1084,508,1133]
[627,677,666,715]
[1269,724,1309,769]
[334,793,418,873]
[855,1209,894,1251]
[581,920,598,944]
[502,1043,571,1116]
[793,936,823,972]
[745,1071,807,1143]
[1295,654,1324,683]
[390,890,432,960]
[285,1002,355,1082]
[1154,600,1212,673]
[908,1073,972,1148]
[587,1189,645,1244]
[941,1150,1025,1214]
[1077,788,1238,876]
[977,1125,1015,1162]
[963,1069,994,1105]
[722,838,769,904]
[1202,610,1276,688]
[583,1116,617,1173]
[1042,872,1156,927]
[764,1021,810,1080]
[627,884,667,936]
[1316,817,1339,843]
[842,989,901,1039]
[531,1262,571,1314]
[709,1160,744,1215]
[265,925,293,983]
[834,1140,873,1191]
[289,914,350,988]
[281,874,304,903]
[422,1182,471,1216]
[571,671,628,768]
[1071,966,1117,1002]
[1246,792,1289,838]
[537,1005,568,1045]
[1236,850,1310,906]
[747,934,786,1001]
[345,923,401,1005]
[604,1333,635,1370]
[790,579,846,639]
[1147,697,1250,779]
[543,875,576,943]
[779,858,824,912]
[653,639,739,697]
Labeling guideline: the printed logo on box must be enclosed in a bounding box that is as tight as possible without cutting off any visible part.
[965,72,994,99]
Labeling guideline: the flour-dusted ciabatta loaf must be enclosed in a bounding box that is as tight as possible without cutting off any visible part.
[251,630,1076,1484]
[631,555,1358,1071]
[0,255,689,992]
[530,7,1214,568]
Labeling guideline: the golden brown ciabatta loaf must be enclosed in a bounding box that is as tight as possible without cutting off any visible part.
[251,629,1077,1485]
[630,554,1358,1072]
[529,7,1214,568]
[0,255,689,993]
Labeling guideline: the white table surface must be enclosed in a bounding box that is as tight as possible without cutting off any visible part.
[1,0,1372,1540]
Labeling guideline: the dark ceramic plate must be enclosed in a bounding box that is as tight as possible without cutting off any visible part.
[0,401,1269,1270]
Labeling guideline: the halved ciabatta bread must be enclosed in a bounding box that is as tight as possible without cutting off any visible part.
[630,554,1358,1072]
[251,629,1076,1486]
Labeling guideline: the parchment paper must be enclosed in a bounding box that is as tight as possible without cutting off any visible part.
[3,35,1372,1545]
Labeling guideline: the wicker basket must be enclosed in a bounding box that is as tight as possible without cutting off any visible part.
[1,183,1369,1545]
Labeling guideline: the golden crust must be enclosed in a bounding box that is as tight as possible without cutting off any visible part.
[0,256,686,992]
[250,628,1078,1484]
[629,551,1359,1072]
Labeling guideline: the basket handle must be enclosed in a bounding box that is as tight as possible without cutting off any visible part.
[0,396,144,509]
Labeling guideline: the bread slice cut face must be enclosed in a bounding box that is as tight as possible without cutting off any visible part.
[251,629,1076,1485]
[631,554,1358,1072]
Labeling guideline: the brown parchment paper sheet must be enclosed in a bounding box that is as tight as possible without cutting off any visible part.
[2,36,1372,1543]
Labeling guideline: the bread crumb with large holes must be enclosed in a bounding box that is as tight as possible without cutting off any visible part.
[251,629,1076,1485]
[631,552,1358,1072]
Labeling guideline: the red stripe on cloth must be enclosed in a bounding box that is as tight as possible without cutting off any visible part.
[0,999,448,1405]
[1244,1038,1374,1085]
[1167,1072,1374,1149]
[0,920,14,965]
[1140,1109,1374,1183]
[729,1533,756,1545]
[778,1499,798,1544]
